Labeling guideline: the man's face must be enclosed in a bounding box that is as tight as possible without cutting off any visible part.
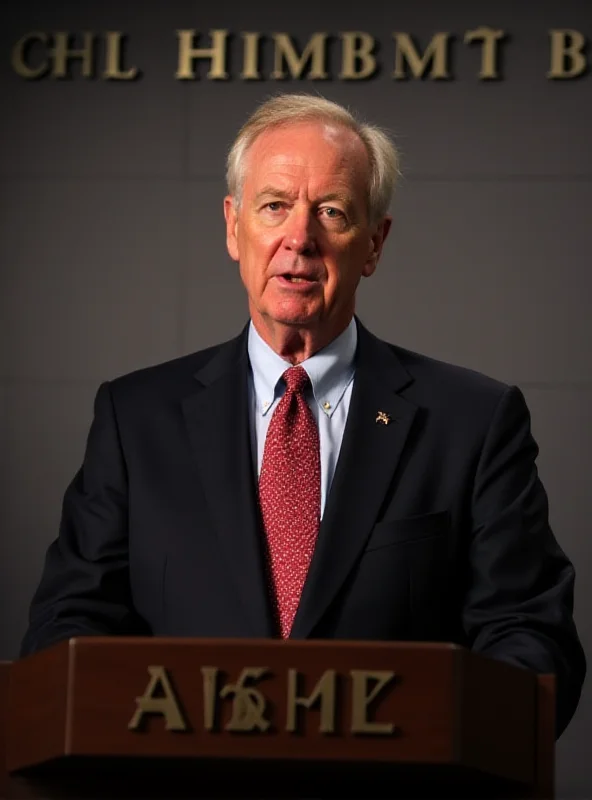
[224,122,391,346]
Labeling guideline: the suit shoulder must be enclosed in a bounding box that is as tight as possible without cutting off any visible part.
[382,343,531,442]
[381,342,519,426]
[392,344,510,396]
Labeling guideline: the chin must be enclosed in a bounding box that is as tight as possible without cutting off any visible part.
[272,312,320,329]
[267,303,321,329]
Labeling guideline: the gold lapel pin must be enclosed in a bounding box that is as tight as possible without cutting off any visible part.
[376,410,392,426]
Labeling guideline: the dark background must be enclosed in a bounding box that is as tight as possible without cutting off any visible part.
[1,2,590,796]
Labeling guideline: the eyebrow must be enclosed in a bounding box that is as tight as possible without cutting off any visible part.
[254,186,353,207]
[254,187,297,203]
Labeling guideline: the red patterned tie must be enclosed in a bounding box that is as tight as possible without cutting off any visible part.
[258,366,321,638]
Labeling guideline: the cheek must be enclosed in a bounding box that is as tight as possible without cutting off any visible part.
[238,244,273,293]
[241,231,277,266]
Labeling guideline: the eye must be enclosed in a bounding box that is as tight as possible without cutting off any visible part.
[265,201,283,212]
[319,206,348,228]
[319,206,345,221]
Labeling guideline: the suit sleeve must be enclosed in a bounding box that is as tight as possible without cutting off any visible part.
[20,382,150,656]
[463,385,586,737]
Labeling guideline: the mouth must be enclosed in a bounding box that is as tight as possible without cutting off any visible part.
[275,273,320,286]
[274,274,320,292]
[282,275,316,283]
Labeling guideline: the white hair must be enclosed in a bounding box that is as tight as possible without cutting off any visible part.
[226,93,400,224]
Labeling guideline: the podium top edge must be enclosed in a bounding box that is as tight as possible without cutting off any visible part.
[63,637,467,651]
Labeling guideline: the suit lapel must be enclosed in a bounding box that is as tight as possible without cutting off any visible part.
[182,329,274,637]
[291,322,418,639]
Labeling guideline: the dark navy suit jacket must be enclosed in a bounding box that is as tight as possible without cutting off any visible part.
[21,320,586,735]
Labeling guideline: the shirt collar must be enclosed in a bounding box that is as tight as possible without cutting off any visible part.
[247,319,357,419]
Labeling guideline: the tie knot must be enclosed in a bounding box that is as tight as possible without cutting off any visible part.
[282,365,310,394]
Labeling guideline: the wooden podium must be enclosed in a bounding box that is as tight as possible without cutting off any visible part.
[1,638,554,798]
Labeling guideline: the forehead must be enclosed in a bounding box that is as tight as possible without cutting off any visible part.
[242,121,370,198]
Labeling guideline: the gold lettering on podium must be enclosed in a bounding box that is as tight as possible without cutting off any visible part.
[547,29,587,79]
[350,670,396,735]
[202,667,271,732]
[201,666,218,731]
[128,665,187,731]
[392,32,450,80]
[221,667,271,731]
[286,669,336,733]
[128,664,400,735]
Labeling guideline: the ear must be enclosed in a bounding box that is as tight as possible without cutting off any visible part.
[362,215,392,278]
[224,195,240,262]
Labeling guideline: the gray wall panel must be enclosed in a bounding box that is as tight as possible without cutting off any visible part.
[356,179,592,384]
[521,387,592,798]
[523,388,592,564]
[182,180,249,351]
[0,179,185,381]
[188,74,592,181]
[0,1,192,178]
[0,381,96,658]
[185,1,592,178]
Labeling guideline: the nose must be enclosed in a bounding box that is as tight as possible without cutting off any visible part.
[282,208,317,255]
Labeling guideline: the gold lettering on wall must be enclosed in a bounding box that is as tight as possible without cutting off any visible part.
[392,32,450,79]
[339,32,377,79]
[270,33,328,79]
[103,31,139,80]
[464,26,506,79]
[286,669,336,733]
[548,29,587,78]
[241,32,261,79]
[175,29,229,80]
[51,31,94,78]
[350,670,396,735]
[7,28,592,82]
[11,32,50,78]
[128,666,187,731]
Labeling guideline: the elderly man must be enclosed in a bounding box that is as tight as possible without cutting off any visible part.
[21,94,585,736]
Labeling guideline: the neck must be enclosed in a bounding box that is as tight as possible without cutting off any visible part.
[251,317,353,364]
